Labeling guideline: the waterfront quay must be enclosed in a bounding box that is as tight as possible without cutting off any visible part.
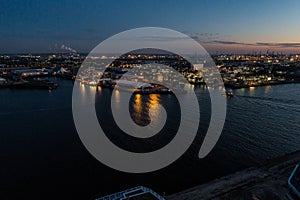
[0,54,82,89]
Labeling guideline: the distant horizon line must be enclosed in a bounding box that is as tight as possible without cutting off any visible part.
[1,51,300,56]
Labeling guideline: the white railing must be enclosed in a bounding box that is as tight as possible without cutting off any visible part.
[96,186,165,200]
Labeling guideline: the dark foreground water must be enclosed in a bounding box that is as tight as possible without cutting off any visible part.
[1,78,300,199]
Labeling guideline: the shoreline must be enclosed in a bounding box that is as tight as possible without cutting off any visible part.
[224,80,300,89]
[167,150,300,200]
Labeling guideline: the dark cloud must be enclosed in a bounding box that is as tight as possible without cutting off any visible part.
[212,40,252,45]
[188,32,220,42]
[209,40,300,48]
[256,42,300,47]
[213,40,241,45]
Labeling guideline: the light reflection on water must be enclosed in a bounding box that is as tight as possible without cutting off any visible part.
[133,94,143,122]
[91,83,300,168]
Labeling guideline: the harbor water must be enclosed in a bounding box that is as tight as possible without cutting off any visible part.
[1,78,300,199]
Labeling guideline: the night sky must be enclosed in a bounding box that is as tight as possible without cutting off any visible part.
[1,0,300,53]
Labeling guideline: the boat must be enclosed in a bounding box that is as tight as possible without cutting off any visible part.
[8,79,58,90]
[223,89,234,97]
[226,90,234,97]
[87,80,98,86]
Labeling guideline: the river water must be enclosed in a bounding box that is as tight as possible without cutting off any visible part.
[1,78,300,199]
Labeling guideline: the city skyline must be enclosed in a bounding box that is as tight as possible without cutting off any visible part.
[1,0,300,53]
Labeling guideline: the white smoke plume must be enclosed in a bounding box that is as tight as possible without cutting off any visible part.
[61,44,77,53]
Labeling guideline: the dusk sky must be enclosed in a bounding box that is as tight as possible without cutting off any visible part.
[1,0,300,53]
